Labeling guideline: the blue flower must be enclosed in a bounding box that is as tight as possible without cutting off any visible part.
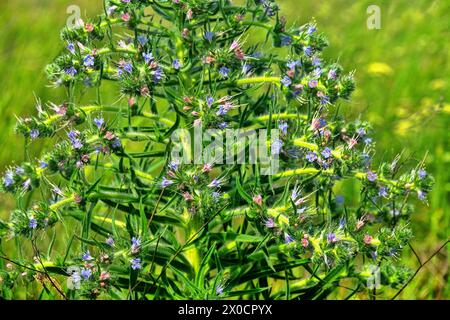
[71,139,83,149]
[204,31,215,42]
[67,43,76,54]
[280,35,292,46]
[82,250,93,261]
[219,66,230,78]
[81,268,92,280]
[306,151,318,163]
[417,190,427,201]
[328,69,337,80]
[303,46,313,57]
[271,139,283,155]
[284,233,295,244]
[312,56,321,67]
[29,217,38,229]
[161,177,174,188]
[16,167,25,175]
[153,67,164,83]
[321,147,332,159]
[206,96,214,107]
[143,52,153,64]
[327,233,337,243]
[339,217,346,229]
[93,117,104,129]
[39,161,48,169]
[218,122,228,130]
[216,285,224,295]
[68,130,78,141]
[131,236,141,248]
[242,63,252,75]
[367,171,377,182]
[106,236,115,247]
[22,179,31,190]
[317,92,330,105]
[30,129,39,139]
[123,63,133,74]
[212,191,221,201]
[71,271,81,287]
[111,138,121,149]
[83,54,95,67]
[308,79,318,88]
[418,169,427,180]
[336,195,345,205]
[286,60,301,70]
[216,104,228,116]
[356,128,366,136]
[168,161,179,171]
[131,258,142,270]
[307,26,317,35]
[281,76,292,87]
[208,179,222,188]
[279,122,288,135]
[137,35,148,46]
[265,218,275,228]
[378,186,388,198]
[172,59,182,70]
[65,67,77,77]
[313,67,322,77]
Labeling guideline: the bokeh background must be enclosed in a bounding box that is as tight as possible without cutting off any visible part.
[0,0,448,299]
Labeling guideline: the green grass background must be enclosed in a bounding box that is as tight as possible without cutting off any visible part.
[0,0,448,299]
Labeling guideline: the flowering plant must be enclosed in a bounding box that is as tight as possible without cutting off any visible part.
[0,0,433,300]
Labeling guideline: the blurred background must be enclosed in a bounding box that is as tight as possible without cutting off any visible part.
[0,0,448,299]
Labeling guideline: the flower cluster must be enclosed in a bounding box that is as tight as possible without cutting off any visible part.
[0,0,434,300]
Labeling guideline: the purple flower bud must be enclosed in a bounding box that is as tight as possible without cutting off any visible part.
[265,218,275,228]
[172,59,182,70]
[367,171,377,182]
[93,117,104,129]
[279,122,288,135]
[137,35,148,46]
[82,250,93,261]
[321,147,332,159]
[284,233,295,244]
[281,35,292,46]
[328,69,337,80]
[143,52,153,64]
[81,268,92,280]
[271,139,283,155]
[219,66,230,78]
[29,217,38,229]
[161,177,174,188]
[67,43,76,54]
[327,233,337,243]
[3,171,14,187]
[308,79,318,88]
[83,55,95,67]
[106,236,115,247]
[303,46,313,57]
[378,186,388,198]
[418,169,427,180]
[206,95,214,107]
[131,258,142,270]
[281,76,292,87]
[204,31,215,42]
[306,151,318,163]
[65,67,77,77]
